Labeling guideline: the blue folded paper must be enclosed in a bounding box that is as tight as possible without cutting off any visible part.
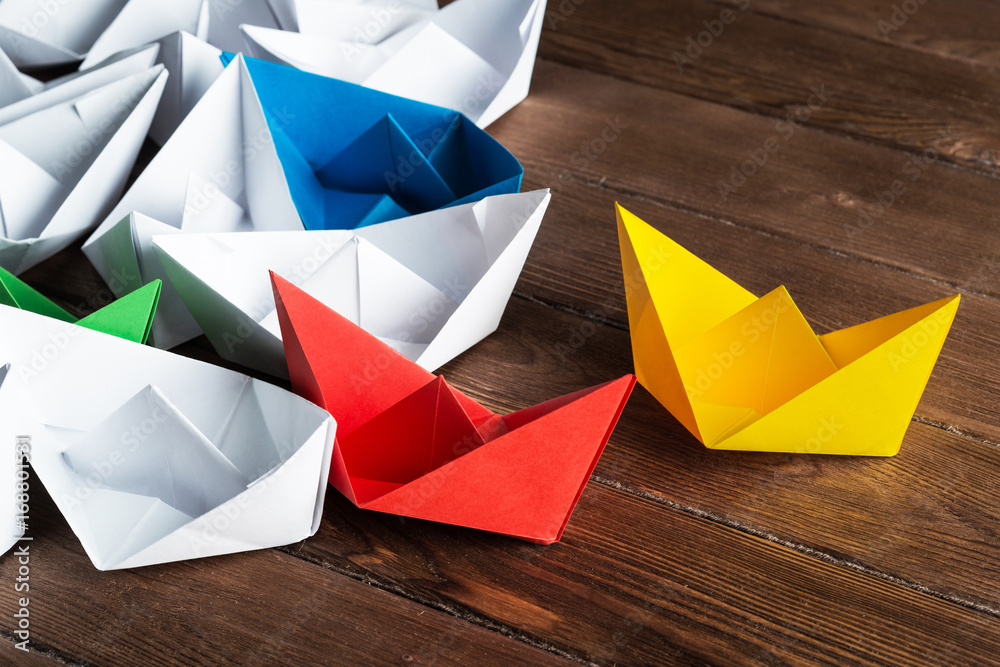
[221,53,524,231]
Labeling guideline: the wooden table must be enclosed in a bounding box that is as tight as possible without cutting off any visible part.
[4,1,1000,664]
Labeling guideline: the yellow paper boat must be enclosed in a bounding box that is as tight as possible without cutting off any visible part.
[616,204,960,456]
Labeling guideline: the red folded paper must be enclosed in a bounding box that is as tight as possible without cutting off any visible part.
[270,272,636,544]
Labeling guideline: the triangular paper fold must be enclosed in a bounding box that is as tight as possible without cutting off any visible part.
[0,266,159,343]
[228,52,523,231]
[151,190,550,378]
[0,303,335,569]
[0,56,166,274]
[240,0,545,128]
[271,272,635,543]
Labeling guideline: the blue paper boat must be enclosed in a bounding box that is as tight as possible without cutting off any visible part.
[221,53,524,231]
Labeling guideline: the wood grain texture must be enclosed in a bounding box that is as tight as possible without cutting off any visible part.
[0,483,571,666]
[3,1,1000,664]
[422,297,1000,616]
[729,0,1000,67]
[539,0,1000,175]
[485,61,1000,442]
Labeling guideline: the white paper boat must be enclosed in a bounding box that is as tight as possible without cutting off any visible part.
[152,189,550,378]
[0,44,160,112]
[0,59,167,275]
[0,0,130,68]
[146,31,224,144]
[83,55,302,349]
[79,0,282,70]
[0,304,335,570]
[0,45,41,107]
[242,0,546,127]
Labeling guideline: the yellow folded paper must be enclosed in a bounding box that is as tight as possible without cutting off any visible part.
[616,203,960,456]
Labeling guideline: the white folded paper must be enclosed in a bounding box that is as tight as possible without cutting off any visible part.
[0,304,335,570]
[241,0,546,127]
[153,189,551,378]
[0,57,166,275]
[146,31,224,144]
[0,0,130,68]
[0,43,157,112]
[78,0,281,70]
[83,55,302,349]
[0,45,41,107]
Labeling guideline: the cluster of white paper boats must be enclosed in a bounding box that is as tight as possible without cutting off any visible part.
[0,0,626,571]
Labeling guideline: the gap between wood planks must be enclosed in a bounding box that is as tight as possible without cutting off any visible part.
[708,0,1000,72]
[274,544,598,667]
[537,8,1000,182]
[0,630,85,666]
[275,466,1000,665]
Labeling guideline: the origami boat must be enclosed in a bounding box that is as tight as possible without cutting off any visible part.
[83,54,306,349]
[0,0,123,68]
[225,52,524,229]
[241,0,545,128]
[79,0,281,69]
[0,55,166,275]
[616,204,960,456]
[0,45,41,106]
[271,272,636,544]
[0,304,335,569]
[0,0,276,69]
[0,267,160,343]
[144,31,224,144]
[153,190,550,378]
[84,52,523,350]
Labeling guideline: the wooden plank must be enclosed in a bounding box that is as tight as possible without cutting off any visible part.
[478,61,1000,443]
[14,246,1000,661]
[437,296,1000,612]
[733,0,1000,68]
[0,482,571,666]
[300,475,1000,666]
[538,0,1000,176]
[13,195,1000,612]
[489,58,1000,302]
[0,642,63,666]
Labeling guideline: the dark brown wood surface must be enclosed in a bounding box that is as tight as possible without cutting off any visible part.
[3,1,1000,664]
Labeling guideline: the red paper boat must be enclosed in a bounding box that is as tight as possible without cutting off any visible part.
[271,272,636,544]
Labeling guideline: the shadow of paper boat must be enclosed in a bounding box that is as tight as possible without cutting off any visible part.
[616,203,960,456]
[271,272,635,544]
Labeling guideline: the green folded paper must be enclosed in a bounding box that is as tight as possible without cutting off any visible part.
[0,268,160,344]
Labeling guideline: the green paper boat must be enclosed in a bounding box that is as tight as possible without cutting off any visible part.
[0,269,160,344]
